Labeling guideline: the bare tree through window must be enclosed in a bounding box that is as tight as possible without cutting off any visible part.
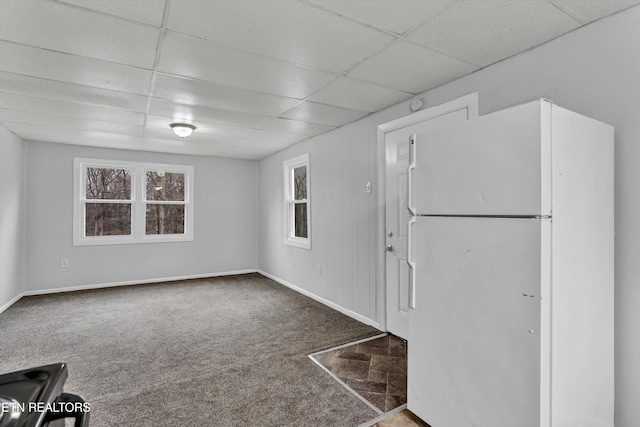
[85,167,132,236]
[76,159,194,245]
[293,166,307,238]
[145,171,186,235]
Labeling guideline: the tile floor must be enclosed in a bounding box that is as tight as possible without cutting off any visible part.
[312,334,409,413]
[369,409,431,427]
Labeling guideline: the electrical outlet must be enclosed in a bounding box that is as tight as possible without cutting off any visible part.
[60,258,69,268]
[317,264,322,275]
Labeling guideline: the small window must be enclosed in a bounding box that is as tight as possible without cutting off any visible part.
[74,159,194,245]
[284,153,310,249]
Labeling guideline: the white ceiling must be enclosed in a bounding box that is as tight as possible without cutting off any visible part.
[1,0,638,160]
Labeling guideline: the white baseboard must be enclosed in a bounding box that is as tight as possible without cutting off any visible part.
[21,269,259,297]
[0,292,24,315]
[258,270,381,330]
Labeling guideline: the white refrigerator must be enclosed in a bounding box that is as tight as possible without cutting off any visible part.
[406,99,614,427]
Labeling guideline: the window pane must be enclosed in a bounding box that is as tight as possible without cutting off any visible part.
[85,203,131,236]
[293,166,307,200]
[86,168,132,200]
[146,204,185,235]
[146,171,185,201]
[294,203,307,238]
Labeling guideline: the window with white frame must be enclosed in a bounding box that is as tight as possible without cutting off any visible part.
[283,153,310,249]
[74,158,194,245]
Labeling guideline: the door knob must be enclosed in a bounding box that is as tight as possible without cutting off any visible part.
[385,245,393,252]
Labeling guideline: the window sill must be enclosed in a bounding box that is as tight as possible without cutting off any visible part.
[284,237,311,250]
[73,234,193,246]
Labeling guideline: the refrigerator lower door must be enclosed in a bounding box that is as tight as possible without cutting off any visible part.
[408,216,549,427]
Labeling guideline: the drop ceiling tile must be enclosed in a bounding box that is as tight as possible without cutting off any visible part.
[407,0,580,67]
[177,137,239,152]
[158,33,336,99]
[309,0,455,35]
[347,40,477,94]
[8,123,233,158]
[57,0,167,27]
[149,98,261,129]
[231,138,297,159]
[308,76,412,112]
[281,101,368,126]
[153,136,247,157]
[0,72,148,112]
[553,0,640,23]
[152,74,300,116]
[0,93,145,126]
[257,118,336,137]
[0,0,160,69]
[136,136,225,157]
[146,114,254,139]
[144,124,243,145]
[0,41,152,95]
[166,0,393,73]
[216,144,276,160]
[148,97,333,139]
[3,122,135,144]
[244,130,307,146]
[0,110,143,136]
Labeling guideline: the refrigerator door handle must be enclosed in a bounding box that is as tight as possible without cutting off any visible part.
[407,215,417,309]
[407,134,417,216]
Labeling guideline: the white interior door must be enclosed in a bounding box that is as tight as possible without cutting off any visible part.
[384,131,411,339]
[384,108,472,339]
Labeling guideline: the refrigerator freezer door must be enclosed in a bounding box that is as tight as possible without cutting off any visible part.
[408,216,548,427]
[409,100,552,216]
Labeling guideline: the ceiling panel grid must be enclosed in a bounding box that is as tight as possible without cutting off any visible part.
[0,0,638,159]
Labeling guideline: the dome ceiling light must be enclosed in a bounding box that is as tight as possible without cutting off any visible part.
[170,123,196,138]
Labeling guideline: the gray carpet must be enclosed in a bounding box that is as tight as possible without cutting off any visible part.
[0,273,381,426]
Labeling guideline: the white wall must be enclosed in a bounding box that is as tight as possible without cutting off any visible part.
[258,120,379,325]
[258,6,640,425]
[24,141,258,292]
[0,125,25,311]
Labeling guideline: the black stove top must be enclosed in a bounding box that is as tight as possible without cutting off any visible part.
[0,363,89,427]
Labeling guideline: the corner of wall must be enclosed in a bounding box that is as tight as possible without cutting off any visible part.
[0,125,27,311]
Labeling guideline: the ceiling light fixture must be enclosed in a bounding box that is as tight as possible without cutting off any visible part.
[170,123,196,138]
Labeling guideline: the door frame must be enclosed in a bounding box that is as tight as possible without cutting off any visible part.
[375,92,479,332]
